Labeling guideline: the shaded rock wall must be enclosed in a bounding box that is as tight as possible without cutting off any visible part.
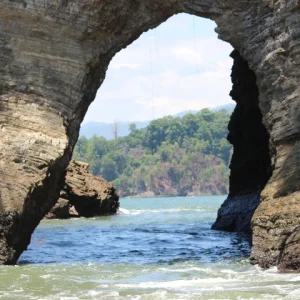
[45,199,70,220]
[45,161,119,219]
[212,50,272,234]
[0,0,299,270]
[228,51,272,198]
[212,192,261,234]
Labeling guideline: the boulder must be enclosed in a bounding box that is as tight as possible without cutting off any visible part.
[45,199,70,219]
[45,161,119,219]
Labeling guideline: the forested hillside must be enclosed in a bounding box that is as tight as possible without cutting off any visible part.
[73,109,232,197]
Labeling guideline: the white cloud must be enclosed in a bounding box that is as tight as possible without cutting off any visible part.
[111,63,142,70]
[136,96,206,117]
[171,47,203,65]
[216,59,233,70]
[107,66,233,121]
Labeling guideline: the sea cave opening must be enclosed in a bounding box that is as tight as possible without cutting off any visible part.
[76,15,233,198]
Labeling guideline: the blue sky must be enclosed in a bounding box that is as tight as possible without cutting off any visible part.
[83,13,234,124]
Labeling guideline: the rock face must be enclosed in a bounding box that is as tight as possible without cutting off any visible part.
[45,161,119,219]
[0,1,299,270]
[277,227,300,272]
[45,199,70,220]
[212,50,272,234]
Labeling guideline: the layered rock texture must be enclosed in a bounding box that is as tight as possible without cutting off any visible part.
[0,0,299,271]
[45,161,119,219]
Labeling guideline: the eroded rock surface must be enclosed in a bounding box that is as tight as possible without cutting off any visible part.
[45,161,119,219]
[278,227,300,272]
[251,191,300,271]
[0,0,299,270]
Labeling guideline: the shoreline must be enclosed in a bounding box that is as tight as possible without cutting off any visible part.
[123,193,228,199]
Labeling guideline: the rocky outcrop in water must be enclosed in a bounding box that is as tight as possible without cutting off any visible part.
[45,161,119,219]
[0,0,299,270]
[212,192,261,234]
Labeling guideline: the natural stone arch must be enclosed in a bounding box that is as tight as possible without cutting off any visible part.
[0,0,299,271]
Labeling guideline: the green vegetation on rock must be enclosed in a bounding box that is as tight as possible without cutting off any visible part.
[74,109,232,197]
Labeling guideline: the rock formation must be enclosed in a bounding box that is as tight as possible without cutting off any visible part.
[45,161,119,219]
[212,50,272,234]
[45,199,70,220]
[277,227,300,272]
[0,0,299,271]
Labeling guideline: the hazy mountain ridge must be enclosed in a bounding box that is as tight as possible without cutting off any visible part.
[80,103,235,139]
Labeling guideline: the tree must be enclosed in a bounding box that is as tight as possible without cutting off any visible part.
[100,155,118,181]
[129,123,137,134]
[74,136,88,160]
[111,120,119,140]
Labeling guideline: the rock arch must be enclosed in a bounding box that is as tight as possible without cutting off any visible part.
[0,0,299,271]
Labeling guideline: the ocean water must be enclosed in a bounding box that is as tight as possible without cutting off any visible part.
[0,196,299,299]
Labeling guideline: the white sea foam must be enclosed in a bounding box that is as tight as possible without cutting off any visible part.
[118,207,206,215]
[157,266,214,274]
[116,278,229,290]
[40,274,52,279]
[118,208,131,214]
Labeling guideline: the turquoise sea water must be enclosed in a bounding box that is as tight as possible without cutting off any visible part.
[0,196,299,299]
